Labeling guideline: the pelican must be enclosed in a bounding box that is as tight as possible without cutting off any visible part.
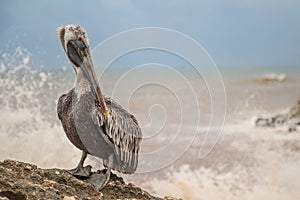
[57,24,142,189]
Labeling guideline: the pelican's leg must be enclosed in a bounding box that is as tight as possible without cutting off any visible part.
[67,151,92,178]
[87,154,112,190]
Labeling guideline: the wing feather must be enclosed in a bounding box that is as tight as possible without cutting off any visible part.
[92,96,142,174]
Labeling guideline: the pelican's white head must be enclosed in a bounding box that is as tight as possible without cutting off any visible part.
[58,24,108,116]
[58,24,90,53]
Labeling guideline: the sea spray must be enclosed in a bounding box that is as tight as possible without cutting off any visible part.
[1,47,300,199]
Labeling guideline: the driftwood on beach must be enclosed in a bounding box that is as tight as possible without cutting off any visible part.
[0,160,180,200]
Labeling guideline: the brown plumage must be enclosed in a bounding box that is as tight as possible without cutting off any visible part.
[57,89,142,173]
[56,24,142,178]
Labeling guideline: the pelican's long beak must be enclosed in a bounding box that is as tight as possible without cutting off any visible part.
[67,39,108,117]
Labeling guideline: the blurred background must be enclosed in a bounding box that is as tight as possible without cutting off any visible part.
[1,0,300,69]
[1,1,300,200]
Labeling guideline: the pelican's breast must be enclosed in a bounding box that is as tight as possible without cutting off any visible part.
[57,89,88,152]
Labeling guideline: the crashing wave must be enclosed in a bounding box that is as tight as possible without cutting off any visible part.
[0,46,72,135]
[260,73,287,83]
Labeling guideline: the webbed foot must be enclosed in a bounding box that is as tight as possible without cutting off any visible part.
[87,169,111,190]
[67,165,92,178]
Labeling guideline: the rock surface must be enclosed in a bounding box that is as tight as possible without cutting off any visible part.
[255,98,300,132]
[0,160,180,200]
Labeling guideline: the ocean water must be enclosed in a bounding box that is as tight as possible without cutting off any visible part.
[0,47,300,200]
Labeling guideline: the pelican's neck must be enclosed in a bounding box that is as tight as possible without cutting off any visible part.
[74,68,92,97]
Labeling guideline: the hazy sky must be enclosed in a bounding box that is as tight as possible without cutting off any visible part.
[1,0,300,69]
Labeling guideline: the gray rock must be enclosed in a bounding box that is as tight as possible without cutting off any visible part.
[255,98,300,132]
[0,160,181,200]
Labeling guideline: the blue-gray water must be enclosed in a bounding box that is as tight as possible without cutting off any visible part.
[0,46,300,199]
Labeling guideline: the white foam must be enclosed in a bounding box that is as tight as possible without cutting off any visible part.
[23,56,30,65]
[261,73,287,82]
[0,125,77,168]
[1,46,300,200]
[0,63,5,73]
[143,157,300,200]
